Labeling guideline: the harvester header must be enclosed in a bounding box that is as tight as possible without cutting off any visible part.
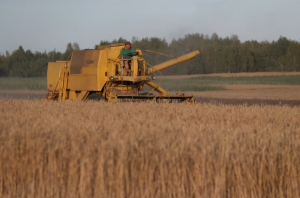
[45,43,199,103]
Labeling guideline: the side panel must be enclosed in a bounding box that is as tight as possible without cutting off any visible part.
[69,50,100,91]
[107,49,121,77]
[70,50,100,74]
[98,50,109,91]
[107,61,116,77]
[69,75,98,91]
[81,67,97,75]
[47,62,65,92]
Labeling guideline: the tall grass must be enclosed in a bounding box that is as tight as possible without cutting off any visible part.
[1,99,300,198]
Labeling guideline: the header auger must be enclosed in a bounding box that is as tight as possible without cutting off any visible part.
[44,43,199,103]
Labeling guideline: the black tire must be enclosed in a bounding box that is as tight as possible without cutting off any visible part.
[86,93,106,101]
[139,92,154,96]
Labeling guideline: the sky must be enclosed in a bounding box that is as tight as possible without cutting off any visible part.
[0,0,299,54]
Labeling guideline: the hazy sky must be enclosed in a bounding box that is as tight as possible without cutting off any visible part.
[0,0,299,54]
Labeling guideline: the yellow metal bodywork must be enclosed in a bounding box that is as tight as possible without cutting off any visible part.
[47,62,66,92]
[69,75,98,91]
[45,43,199,103]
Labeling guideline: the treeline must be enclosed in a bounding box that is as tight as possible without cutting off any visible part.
[98,34,300,75]
[1,34,300,77]
[0,43,80,77]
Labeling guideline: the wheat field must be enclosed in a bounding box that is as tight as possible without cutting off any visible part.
[1,99,300,198]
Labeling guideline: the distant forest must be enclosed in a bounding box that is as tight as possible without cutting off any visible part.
[1,33,300,77]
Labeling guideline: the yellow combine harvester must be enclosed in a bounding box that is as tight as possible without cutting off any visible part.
[45,43,199,103]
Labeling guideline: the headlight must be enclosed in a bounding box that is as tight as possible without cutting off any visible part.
[109,76,114,81]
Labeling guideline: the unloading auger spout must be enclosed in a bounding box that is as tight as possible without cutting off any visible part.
[146,51,200,74]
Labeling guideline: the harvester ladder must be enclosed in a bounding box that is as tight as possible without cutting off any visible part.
[58,67,68,101]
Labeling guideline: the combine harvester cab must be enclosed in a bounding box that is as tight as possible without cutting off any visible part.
[45,43,199,103]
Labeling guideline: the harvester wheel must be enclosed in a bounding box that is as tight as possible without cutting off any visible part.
[86,93,106,101]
